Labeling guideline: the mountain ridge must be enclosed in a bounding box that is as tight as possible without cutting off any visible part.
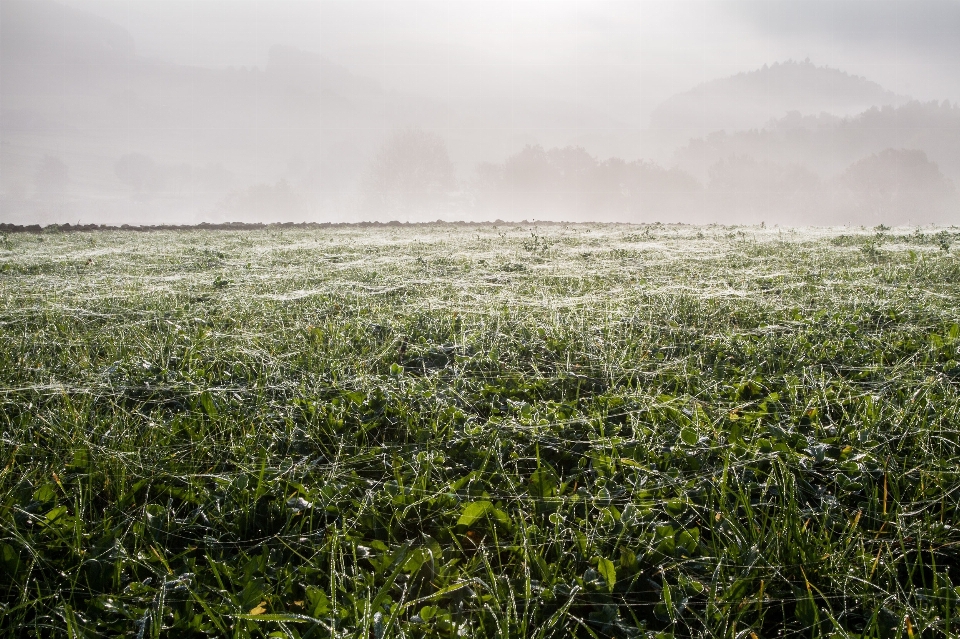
[650,60,910,140]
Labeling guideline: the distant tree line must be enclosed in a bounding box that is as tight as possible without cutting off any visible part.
[475,145,702,220]
[114,154,233,196]
[473,144,956,225]
[360,128,455,215]
[677,100,960,186]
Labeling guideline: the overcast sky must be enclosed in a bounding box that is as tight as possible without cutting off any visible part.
[60,0,960,126]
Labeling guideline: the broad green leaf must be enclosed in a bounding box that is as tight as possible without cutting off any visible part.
[305,586,330,617]
[596,556,616,592]
[44,506,69,523]
[490,506,512,527]
[70,448,90,470]
[795,595,817,625]
[529,466,559,498]
[199,391,218,418]
[1,543,23,574]
[457,500,493,527]
[33,483,57,504]
[676,528,700,555]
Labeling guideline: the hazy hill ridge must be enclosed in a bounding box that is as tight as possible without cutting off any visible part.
[0,0,135,63]
[674,100,960,184]
[650,60,909,141]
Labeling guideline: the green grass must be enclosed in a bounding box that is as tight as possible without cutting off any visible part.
[1,223,959,638]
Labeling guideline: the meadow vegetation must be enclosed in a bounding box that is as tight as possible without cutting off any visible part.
[1,224,960,638]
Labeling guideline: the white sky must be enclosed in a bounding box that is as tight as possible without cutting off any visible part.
[61,0,960,126]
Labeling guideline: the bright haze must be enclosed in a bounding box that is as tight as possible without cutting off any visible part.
[2,0,959,226]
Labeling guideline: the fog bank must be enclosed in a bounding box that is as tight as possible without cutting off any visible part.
[2,1,959,226]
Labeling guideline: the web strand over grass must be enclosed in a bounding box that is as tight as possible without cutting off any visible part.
[1,224,960,637]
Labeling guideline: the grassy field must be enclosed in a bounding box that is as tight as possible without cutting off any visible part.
[2,223,960,638]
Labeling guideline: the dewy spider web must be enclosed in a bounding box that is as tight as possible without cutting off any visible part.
[1,223,959,637]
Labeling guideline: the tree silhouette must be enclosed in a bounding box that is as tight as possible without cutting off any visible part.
[362,128,455,213]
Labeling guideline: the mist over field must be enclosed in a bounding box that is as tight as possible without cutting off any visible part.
[2,0,960,226]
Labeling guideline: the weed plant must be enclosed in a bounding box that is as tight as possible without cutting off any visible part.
[1,224,960,637]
